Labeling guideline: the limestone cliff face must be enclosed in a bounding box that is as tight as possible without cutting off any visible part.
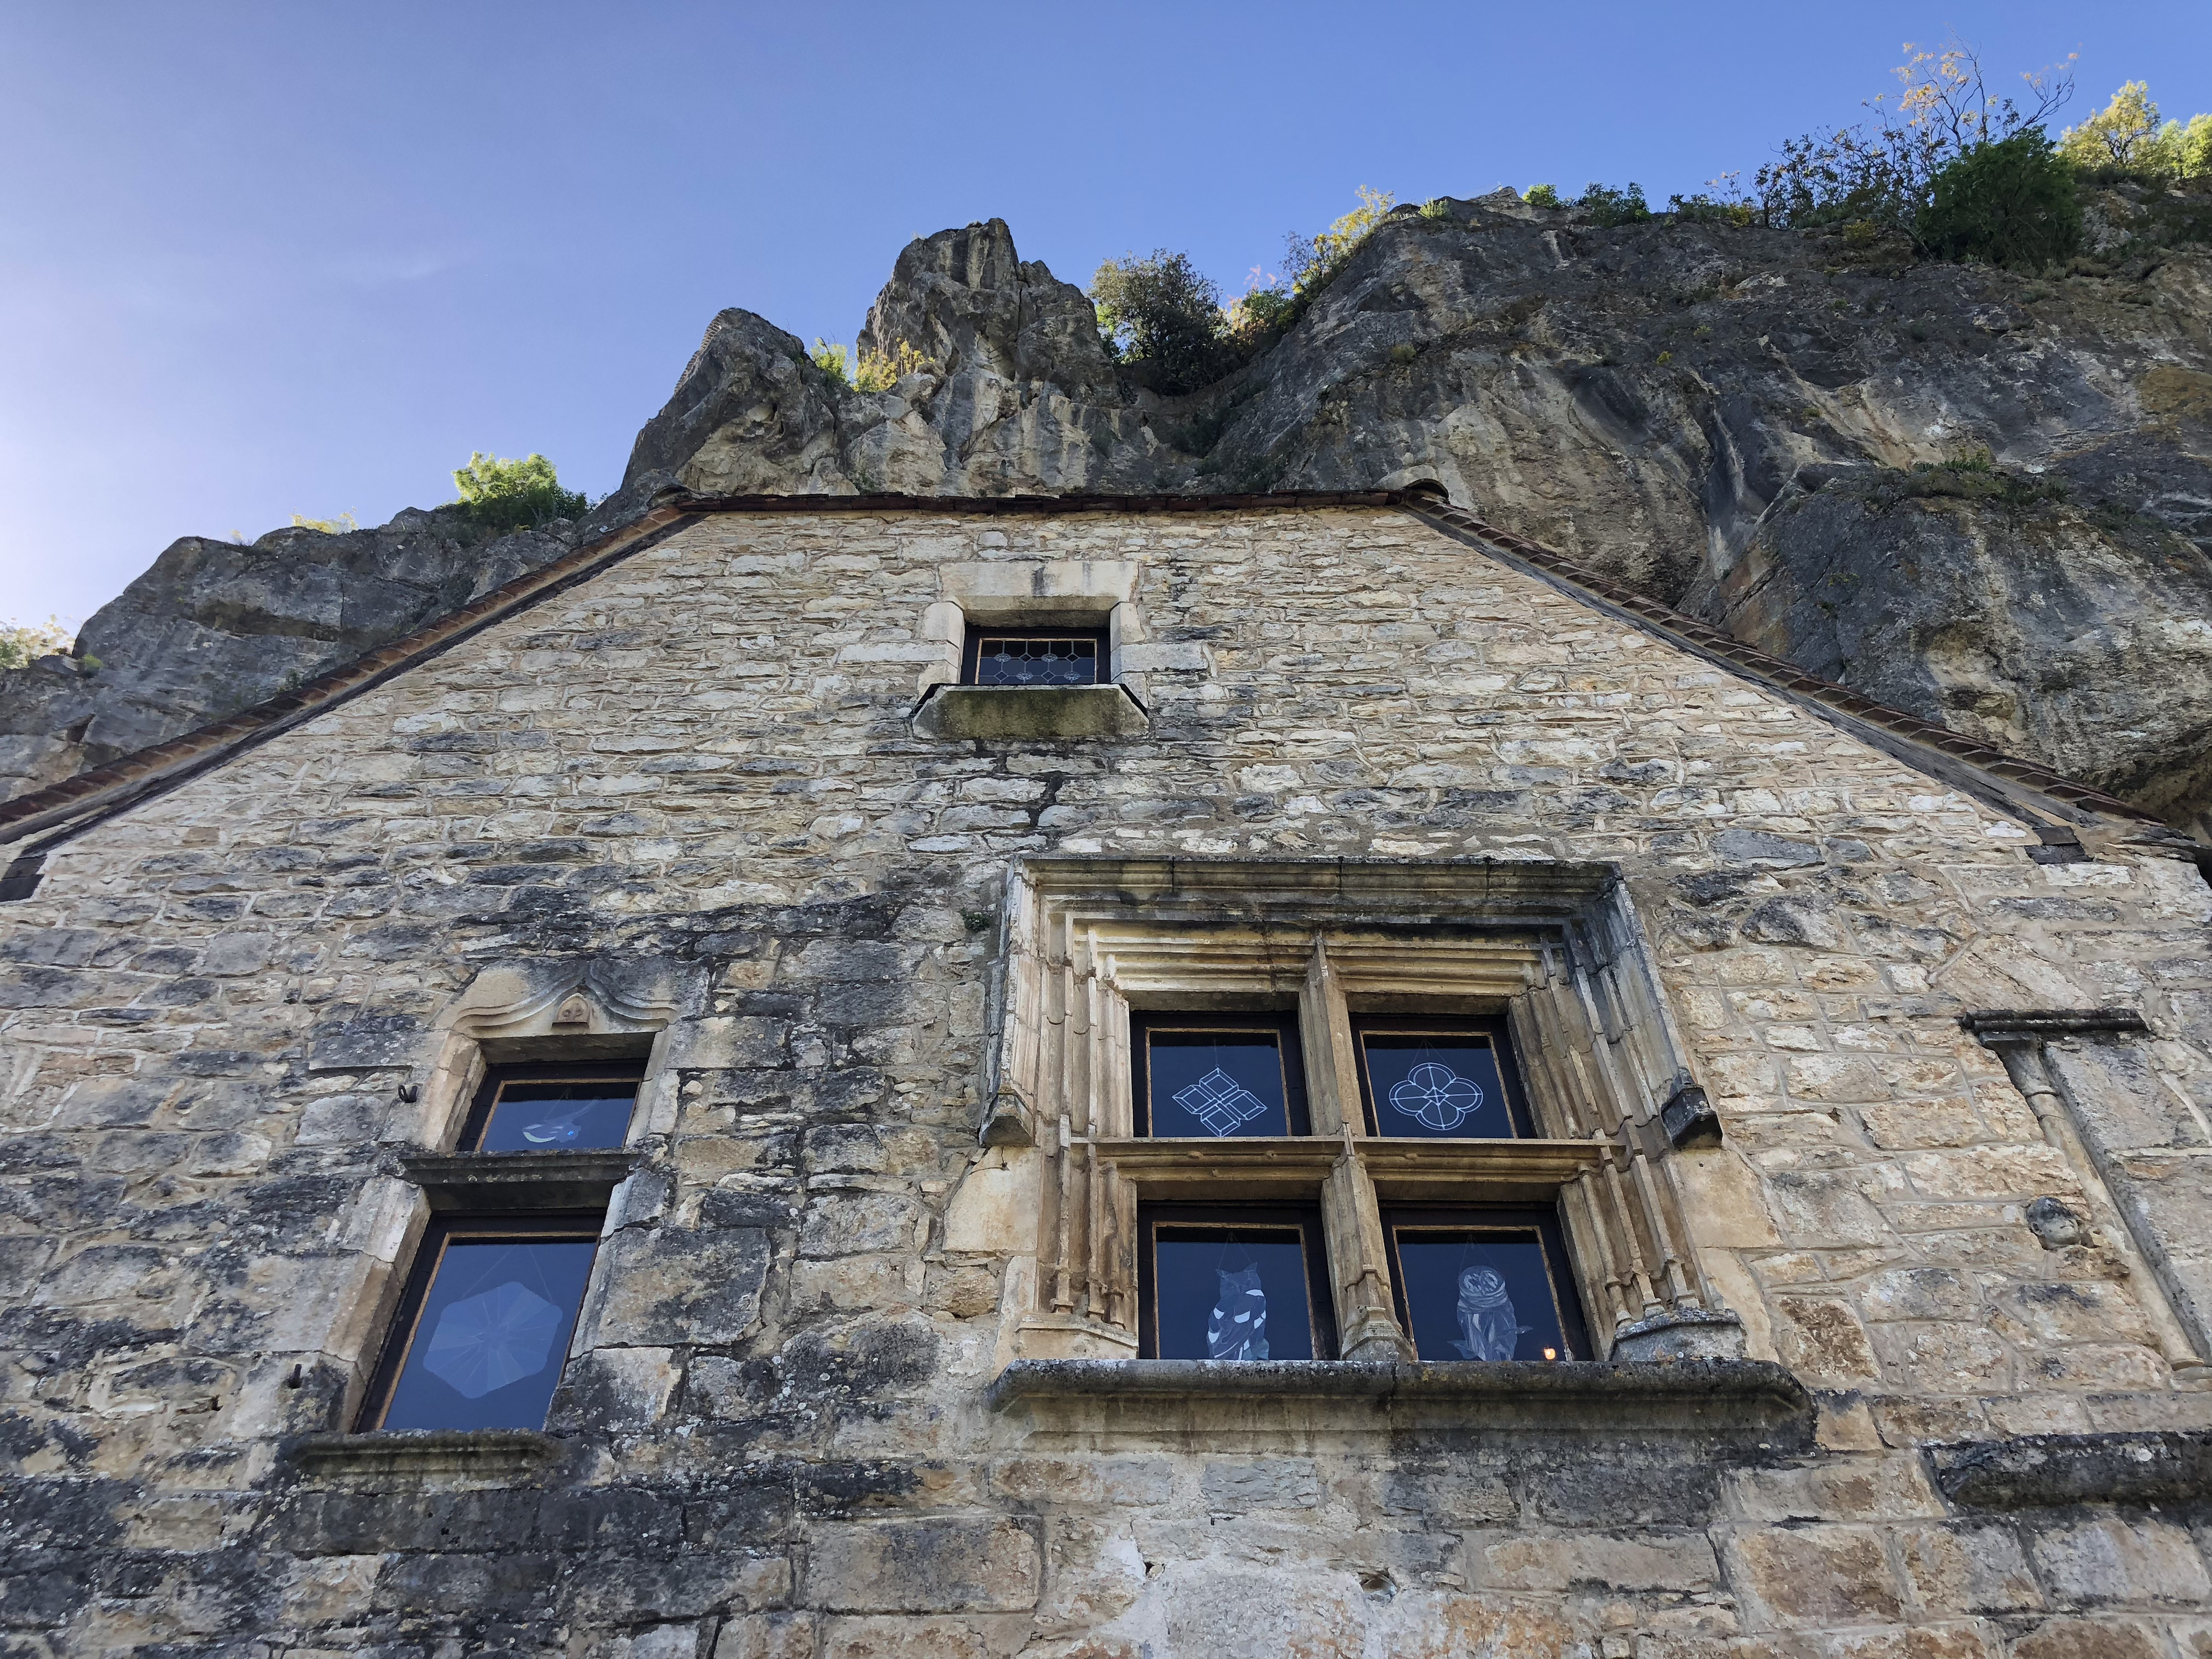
[0,510,596,800]
[8,190,2212,834]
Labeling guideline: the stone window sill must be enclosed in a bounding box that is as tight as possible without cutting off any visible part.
[286,1429,560,1481]
[398,1149,637,1211]
[984,1359,1812,1443]
[912,682,1150,740]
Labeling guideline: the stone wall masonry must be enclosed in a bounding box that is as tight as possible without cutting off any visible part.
[3,504,2212,1655]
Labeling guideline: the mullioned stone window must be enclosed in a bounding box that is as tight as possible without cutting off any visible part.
[973,856,1744,1366]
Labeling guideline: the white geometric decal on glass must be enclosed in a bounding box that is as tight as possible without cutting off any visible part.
[1389,1062,1484,1132]
[1172,1067,1271,1136]
[1451,1265,1527,1361]
[422,1280,562,1399]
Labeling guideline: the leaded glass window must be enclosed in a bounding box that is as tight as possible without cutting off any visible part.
[1132,1013,1310,1138]
[963,627,1107,687]
[1383,1208,1588,1363]
[362,1214,600,1431]
[1137,1206,1335,1360]
[1352,1016,1532,1140]
[461,1061,644,1153]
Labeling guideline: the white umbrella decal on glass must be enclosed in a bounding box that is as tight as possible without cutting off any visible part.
[422,1280,563,1399]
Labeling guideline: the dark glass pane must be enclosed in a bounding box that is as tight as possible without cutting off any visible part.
[1153,1229,1314,1360]
[1361,1034,1512,1140]
[973,636,1097,687]
[1395,1232,1569,1361]
[381,1238,597,1430]
[478,1081,638,1152]
[1146,1029,1290,1138]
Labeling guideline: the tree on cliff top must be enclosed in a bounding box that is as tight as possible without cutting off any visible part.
[452,453,588,534]
[1088,250,1238,394]
[1752,35,2076,233]
[0,617,72,671]
[2059,81,2212,178]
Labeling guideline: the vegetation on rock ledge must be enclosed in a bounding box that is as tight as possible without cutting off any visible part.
[451,452,589,533]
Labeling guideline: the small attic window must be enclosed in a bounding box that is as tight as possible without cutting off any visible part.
[963,627,1107,687]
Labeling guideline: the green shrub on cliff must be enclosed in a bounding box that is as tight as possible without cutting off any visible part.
[1578,182,1651,226]
[452,452,589,533]
[1918,127,2082,268]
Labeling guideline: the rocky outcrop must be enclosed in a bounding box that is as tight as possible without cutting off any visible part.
[8,191,2212,835]
[0,509,603,800]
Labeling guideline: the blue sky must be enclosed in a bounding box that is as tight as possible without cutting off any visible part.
[3,2,2206,627]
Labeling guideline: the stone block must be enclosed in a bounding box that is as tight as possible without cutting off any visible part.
[1723,1524,1905,1627]
[799,1193,921,1258]
[2027,1516,2211,1605]
[1770,1296,1883,1385]
[1472,1529,1719,1593]
[306,1008,424,1071]
[2008,1621,2164,1659]
[805,1519,1040,1614]
[583,1225,769,1347]
[1895,1524,2042,1614]
[717,1613,819,1659]
[1199,1459,1317,1511]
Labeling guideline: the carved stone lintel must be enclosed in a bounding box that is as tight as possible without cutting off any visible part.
[979,1088,1036,1147]
[1659,1082,1721,1149]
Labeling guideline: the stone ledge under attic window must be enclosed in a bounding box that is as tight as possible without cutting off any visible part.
[912,682,1151,740]
[397,1149,638,1211]
[984,1358,1814,1444]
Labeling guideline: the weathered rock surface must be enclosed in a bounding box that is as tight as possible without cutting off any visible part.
[0,500,652,801]
[9,187,2212,834]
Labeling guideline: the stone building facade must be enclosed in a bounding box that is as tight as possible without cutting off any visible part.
[3,488,2211,1657]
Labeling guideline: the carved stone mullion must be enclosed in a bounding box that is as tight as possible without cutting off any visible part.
[1597,1147,1661,1318]
[1562,1171,1631,1338]
[1060,961,1083,1136]
[1568,970,1654,1135]
[1541,973,1617,1139]
[1515,969,1599,1138]
[1105,1162,1138,1333]
[1321,1143,1414,1362]
[1051,1118,1075,1314]
[1083,1140,1105,1323]
[1298,936,1362,1138]
[1626,1147,1698,1310]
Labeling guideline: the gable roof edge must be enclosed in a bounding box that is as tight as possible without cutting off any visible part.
[0,487,2175,867]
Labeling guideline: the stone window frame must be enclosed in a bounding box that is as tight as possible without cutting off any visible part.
[313,963,681,1453]
[911,559,1177,740]
[979,857,1747,1366]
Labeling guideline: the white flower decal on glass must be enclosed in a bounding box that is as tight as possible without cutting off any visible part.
[1389,1061,1484,1132]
